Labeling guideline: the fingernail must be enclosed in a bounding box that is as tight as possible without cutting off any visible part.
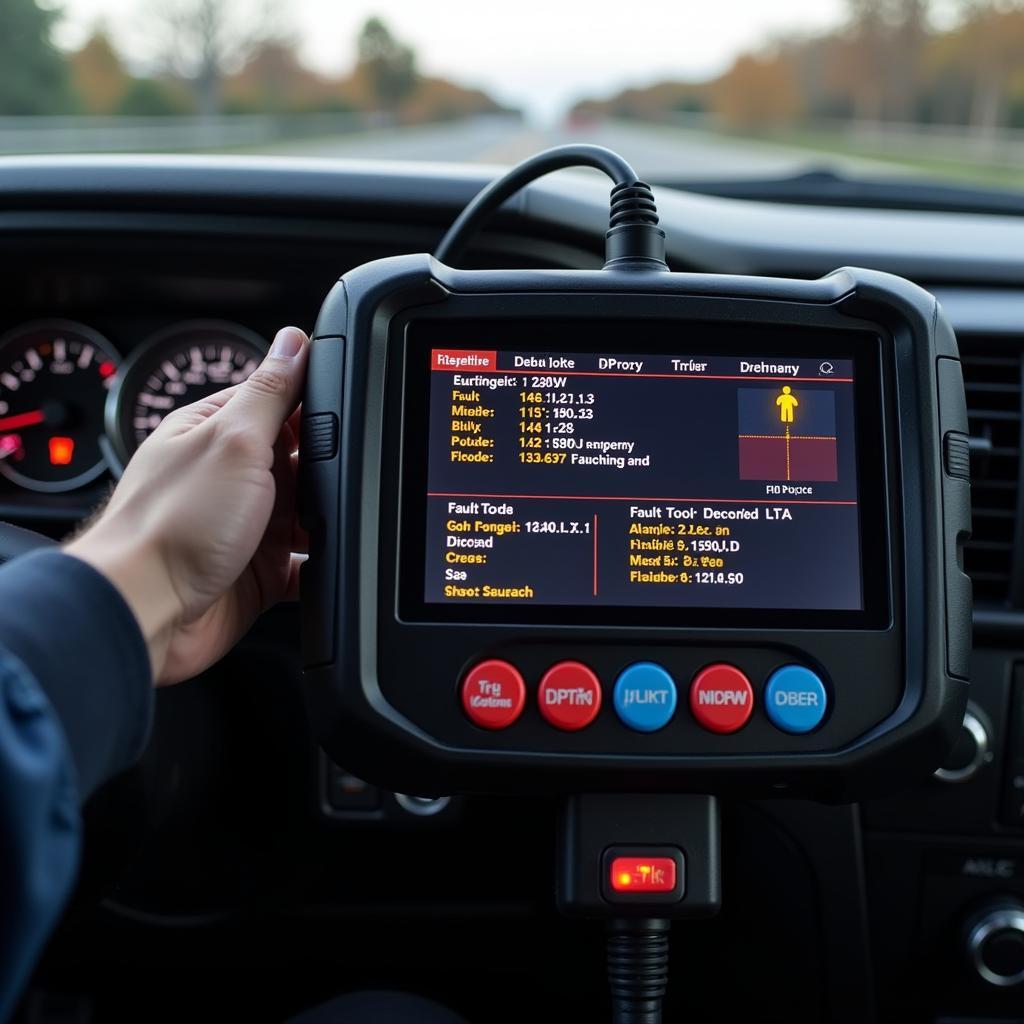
[270,327,304,359]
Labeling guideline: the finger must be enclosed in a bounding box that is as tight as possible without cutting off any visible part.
[217,327,309,448]
[286,448,309,553]
[281,415,299,459]
[195,382,243,413]
[286,407,302,450]
[153,383,243,437]
[267,423,297,544]
[286,553,307,601]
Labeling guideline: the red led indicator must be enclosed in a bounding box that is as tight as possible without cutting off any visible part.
[99,361,116,379]
[609,857,677,893]
[48,436,75,466]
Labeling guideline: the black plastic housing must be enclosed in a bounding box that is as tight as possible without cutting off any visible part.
[299,254,971,801]
[557,794,721,919]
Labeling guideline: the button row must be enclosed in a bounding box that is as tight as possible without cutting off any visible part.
[460,659,827,735]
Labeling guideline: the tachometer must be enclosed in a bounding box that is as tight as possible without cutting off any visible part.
[0,320,120,493]
[106,321,266,467]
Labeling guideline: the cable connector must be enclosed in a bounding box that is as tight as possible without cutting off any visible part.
[557,794,720,1023]
[603,180,667,272]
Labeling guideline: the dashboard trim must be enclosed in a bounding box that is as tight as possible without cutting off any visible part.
[0,155,1022,283]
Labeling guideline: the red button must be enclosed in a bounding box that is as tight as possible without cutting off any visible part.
[609,856,678,893]
[461,660,526,730]
[537,661,602,731]
[689,663,754,734]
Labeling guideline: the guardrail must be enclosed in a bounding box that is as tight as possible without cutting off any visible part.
[0,112,394,155]
[662,112,1024,168]
[841,119,1024,166]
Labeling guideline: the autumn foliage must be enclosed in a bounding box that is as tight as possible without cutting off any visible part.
[5,5,512,122]
[711,54,803,130]
[572,0,1024,136]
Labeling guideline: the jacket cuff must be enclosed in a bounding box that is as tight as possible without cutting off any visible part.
[0,548,153,797]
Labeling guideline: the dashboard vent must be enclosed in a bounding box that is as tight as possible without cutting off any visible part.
[960,338,1020,605]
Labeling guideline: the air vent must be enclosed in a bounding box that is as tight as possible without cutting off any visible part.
[960,338,1020,605]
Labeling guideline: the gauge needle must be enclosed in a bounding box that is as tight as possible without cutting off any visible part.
[0,410,45,432]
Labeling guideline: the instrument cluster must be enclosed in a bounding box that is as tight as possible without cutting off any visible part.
[0,320,266,493]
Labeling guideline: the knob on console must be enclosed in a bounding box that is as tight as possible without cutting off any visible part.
[934,706,991,783]
[966,902,1024,987]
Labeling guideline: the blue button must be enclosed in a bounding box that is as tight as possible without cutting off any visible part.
[764,666,828,734]
[613,662,678,733]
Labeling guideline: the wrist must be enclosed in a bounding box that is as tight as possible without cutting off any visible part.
[65,529,182,684]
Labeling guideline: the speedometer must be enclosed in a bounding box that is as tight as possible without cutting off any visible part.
[106,321,266,466]
[0,320,120,493]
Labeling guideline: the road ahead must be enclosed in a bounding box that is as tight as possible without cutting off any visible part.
[266,115,900,181]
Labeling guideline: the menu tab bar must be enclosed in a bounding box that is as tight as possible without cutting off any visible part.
[431,350,853,380]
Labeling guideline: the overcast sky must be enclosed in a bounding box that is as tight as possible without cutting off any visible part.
[53,0,850,120]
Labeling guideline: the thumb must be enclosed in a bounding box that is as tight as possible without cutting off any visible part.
[219,327,309,446]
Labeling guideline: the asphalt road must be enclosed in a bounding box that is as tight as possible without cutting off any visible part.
[268,114,898,181]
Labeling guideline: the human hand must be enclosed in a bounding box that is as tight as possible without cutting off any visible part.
[66,326,309,685]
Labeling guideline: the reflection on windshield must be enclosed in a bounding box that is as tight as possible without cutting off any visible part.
[2,0,1023,193]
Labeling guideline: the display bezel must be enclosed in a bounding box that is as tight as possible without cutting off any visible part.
[396,316,891,630]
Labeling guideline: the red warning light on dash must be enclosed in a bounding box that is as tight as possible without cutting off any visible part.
[431,349,497,372]
[609,857,678,894]
[48,436,75,466]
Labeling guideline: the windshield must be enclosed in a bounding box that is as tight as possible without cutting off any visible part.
[3,0,1024,197]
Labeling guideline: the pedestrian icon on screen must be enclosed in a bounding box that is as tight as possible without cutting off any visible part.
[776,386,799,424]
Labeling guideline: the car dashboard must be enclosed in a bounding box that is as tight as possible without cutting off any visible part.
[5,155,1024,1024]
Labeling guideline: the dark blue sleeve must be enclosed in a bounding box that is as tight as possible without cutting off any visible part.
[0,549,153,1022]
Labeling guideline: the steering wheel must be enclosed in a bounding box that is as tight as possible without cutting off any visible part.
[0,521,56,566]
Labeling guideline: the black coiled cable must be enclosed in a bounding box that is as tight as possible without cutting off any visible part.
[607,918,671,1024]
[434,143,668,272]
[608,181,661,228]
